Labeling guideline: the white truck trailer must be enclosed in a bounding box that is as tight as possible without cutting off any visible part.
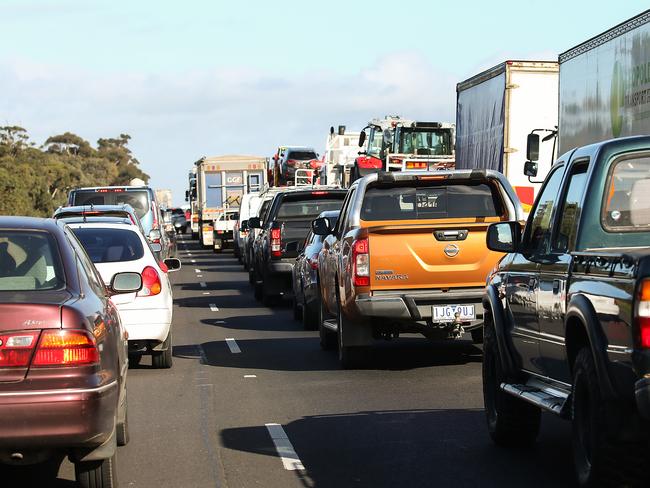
[557,9,650,155]
[323,125,364,186]
[195,155,266,248]
[456,60,559,212]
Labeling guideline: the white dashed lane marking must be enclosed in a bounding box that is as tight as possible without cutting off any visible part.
[209,304,219,312]
[225,338,241,354]
[265,423,304,471]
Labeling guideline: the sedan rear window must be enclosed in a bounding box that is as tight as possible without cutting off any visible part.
[361,183,503,221]
[72,228,144,263]
[0,231,64,291]
[72,190,150,218]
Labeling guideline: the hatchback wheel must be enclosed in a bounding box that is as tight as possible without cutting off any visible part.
[75,454,117,488]
[152,331,173,369]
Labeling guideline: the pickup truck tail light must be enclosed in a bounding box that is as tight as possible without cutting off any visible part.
[0,330,40,367]
[271,227,282,257]
[138,266,162,297]
[32,330,99,366]
[352,238,370,286]
[637,280,650,348]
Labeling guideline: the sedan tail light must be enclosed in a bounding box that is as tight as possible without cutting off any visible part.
[637,279,650,347]
[271,227,282,257]
[352,238,370,287]
[32,330,99,366]
[0,331,40,367]
[138,266,162,297]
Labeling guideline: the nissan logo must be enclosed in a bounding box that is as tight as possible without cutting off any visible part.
[444,244,460,258]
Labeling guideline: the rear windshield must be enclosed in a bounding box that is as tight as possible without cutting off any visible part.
[287,151,317,160]
[72,190,150,219]
[0,231,64,291]
[361,183,503,221]
[277,196,344,220]
[72,228,145,263]
[603,155,650,231]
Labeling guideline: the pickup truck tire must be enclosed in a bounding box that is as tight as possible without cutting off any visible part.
[337,300,365,369]
[261,281,276,307]
[471,328,484,344]
[75,454,117,488]
[292,295,302,321]
[571,347,647,487]
[319,298,336,350]
[483,320,540,447]
[253,280,262,301]
[303,297,319,331]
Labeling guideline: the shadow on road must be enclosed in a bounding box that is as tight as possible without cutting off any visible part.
[175,337,482,372]
[220,408,573,488]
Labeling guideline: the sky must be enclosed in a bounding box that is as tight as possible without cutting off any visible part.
[1,0,649,205]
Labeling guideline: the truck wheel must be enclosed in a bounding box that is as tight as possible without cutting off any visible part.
[292,295,302,321]
[303,297,319,331]
[261,282,275,307]
[337,299,365,369]
[248,267,255,285]
[571,348,647,487]
[152,331,173,369]
[471,327,484,344]
[75,455,117,488]
[483,318,540,447]
[253,279,263,301]
[319,298,336,350]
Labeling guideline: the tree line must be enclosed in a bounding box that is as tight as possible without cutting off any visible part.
[0,126,149,217]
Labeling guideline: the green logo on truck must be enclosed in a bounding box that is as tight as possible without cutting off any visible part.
[610,61,624,137]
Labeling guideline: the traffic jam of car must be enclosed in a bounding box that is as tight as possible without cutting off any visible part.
[3,9,650,488]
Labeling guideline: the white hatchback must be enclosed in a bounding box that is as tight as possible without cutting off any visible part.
[67,220,180,368]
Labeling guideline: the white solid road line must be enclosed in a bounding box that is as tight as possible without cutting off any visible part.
[265,423,305,471]
[225,338,241,354]
[209,303,219,312]
[200,282,207,288]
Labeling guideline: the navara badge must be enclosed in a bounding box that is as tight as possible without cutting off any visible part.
[444,244,460,257]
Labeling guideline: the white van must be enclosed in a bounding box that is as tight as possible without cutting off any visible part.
[233,193,261,261]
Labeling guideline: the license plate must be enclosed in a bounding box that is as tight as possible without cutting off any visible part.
[431,305,475,322]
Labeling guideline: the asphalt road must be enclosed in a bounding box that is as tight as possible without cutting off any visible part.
[38,234,576,487]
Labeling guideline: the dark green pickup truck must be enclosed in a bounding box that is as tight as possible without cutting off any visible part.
[483,136,650,487]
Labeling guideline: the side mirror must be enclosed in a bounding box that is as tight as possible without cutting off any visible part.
[524,161,538,178]
[486,222,521,253]
[311,217,332,236]
[163,258,181,272]
[526,133,540,162]
[358,131,366,147]
[248,217,261,229]
[150,242,163,253]
[110,272,142,294]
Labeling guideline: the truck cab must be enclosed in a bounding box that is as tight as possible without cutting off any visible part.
[483,135,650,487]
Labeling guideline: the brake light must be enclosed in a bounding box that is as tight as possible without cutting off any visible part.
[138,266,162,296]
[392,158,403,166]
[0,331,39,367]
[309,254,319,270]
[287,159,297,167]
[311,191,329,196]
[32,330,99,366]
[271,227,282,257]
[352,238,369,287]
[637,280,650,348]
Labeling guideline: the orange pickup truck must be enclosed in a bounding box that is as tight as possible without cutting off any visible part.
[312,170,522,368]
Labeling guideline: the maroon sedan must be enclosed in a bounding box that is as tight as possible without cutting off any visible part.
[0,217,141,488]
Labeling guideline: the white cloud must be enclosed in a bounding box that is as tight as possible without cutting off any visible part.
[0,52,457,204]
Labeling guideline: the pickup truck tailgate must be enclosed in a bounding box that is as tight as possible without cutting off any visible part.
[367,222,502,290]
